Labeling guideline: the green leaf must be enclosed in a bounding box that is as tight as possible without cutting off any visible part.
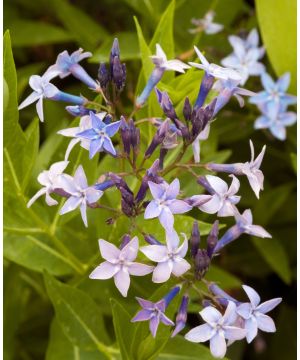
[44,273,111,356]
[9,20,74,46]
[252,236,292,284]
[255,0,296,93]
[3,77,9,111]
[111,299,135,360]
[290,153,297,174]
[51,0,108,50]
[205,265,241,288]
[46,318,108,360]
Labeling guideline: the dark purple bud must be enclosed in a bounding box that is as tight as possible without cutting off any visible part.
[197,176,215,194]
[155,88,178,119]
[112,57,126,91]
[94,180,115,191]
[194,249,210,279]
[171,295,189,337]
[98,63,110,89]
[209,283,238,306]
[194,72,214,109]
[66,105,94,117]
[207,220,219,258]
[121,198,134,217]
[190,220,200,258]
[172,118,190,141]
[159,148,168,169]
[143,233,162,245]
[163,285,181,306]
[120,116,131,155]
[145,119,170,158]
[120,234,131,249]
[183,97,192,121]
[110,38,120,77]
[109,173,133,194]
[129,119,140,153]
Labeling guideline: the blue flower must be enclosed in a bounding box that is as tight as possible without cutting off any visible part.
[249,72,296,110]
[254,103,296,141]
[189,11,223,35]
[76,111,121,158]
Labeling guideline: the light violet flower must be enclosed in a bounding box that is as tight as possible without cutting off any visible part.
[27,161,69,208]
[237,285,282,343]
[254,103,296,141]
[144,179,192,231]
[189,11,224,35]
[213,209,271,253]
[190,175,241,217]
[189,46,242,82]
[131,286,180,337]
[89,237,153,297]
[136,44,190,106]
[221,31,265,85]
[213,79,255,116]
[76,111,121,158]
[207,140,266,198]
[46,49,99,90]
[58,165,103,227]
[249,72,296,110]
[185,301,247,359]
[192,123,210,163]
[57,112,106,160]
[18,74,85,122]
[140,230,191,283]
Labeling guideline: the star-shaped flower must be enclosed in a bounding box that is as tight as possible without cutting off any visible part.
[58,165,103,227]
[191,175,241,217]
[150,44,190,73]
[235,209,272,238]
[189,11,224,35]
[254,103,296,141]
[189,46,242,82]
[140,230,191,283]
[185,301,247,359]
[58,112,106,160]
[89,237,153,297]
[144,179,192,231]
[236,285,282,343]
[249,72,296,110]
[27,161,69,208]
[76,111,121,158]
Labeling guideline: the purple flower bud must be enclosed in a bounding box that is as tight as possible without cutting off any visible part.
[98,62,110,89]
[120,234,131,249]
[145,119,170,158]
[159,148,168,169]
[112,57,126,91]
[194,72,214,108]
[172,118,190,142]
[209,283,238,306]
[163,285,181,306]
[143,233,162,245]
[94,180,115,191]
[213,225,243,254]
[110,38,120,76]
[120,116,131,155]
[66,105,94,117]
[207,220,219,258]
[128,119,140,154]
[171,295,189,337]
[183,97,192,122]
[190,220,200,258]
[121,198,134,217]
[194,249,210,279]
[155,88,178,119]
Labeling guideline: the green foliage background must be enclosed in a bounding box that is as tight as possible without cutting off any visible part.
[3,0,296,359]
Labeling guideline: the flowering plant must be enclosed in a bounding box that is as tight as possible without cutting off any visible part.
[4,1,296,359]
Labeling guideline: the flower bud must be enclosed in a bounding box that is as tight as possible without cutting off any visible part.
[171,295,189,337]
[143,233,162,245]
[120,116,131,155]
[155,88,178,119]
[98,62,110,89]
[163,285,181,306]
[190,220,200,258]
[194,249,210,279]
[194,72,214,109]
[66,105,94,117]
[183,97,192,121]
[207,220,219,258]
[120,234,131,249]
[145,119,170,158]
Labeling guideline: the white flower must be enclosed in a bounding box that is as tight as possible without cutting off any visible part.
[89,237,153,297]
[189,46,242,82]
[18,74,59,122]
[185,301,247,358]
[27,161,69,208]
[151,44,190,73]
[140,230,191,283]
[237,285,282,343]
[57,112,106,160]
[190,11,224,35]
[235,209,271,238]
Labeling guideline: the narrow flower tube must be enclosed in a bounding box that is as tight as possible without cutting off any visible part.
[209,283,238,306]
[195,72,215,108]
[172,295,189,337]
[50,90,86,105]
[69,63,99,90]
[163,285,181,306]
[94,180,115,191]
[66,105,94,117]
[213,224,243,253]
[136,67,165,107]
[143,234,163,245]
[120,234,131,249]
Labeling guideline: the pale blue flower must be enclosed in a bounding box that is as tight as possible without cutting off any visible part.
[131,286,180,337]
[89,237,153,297]
[144,179,192,231]
[249,72,296,110]
[58,165,103,227]
[189,11,223,35]
[221,30,265,85]
[140,230,190,283]
[185,301,247,359]
[254,103,297,141]
[76,111,121,158]
[237,285,282,343]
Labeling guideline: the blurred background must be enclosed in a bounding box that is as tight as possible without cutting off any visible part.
[4,0,296,359]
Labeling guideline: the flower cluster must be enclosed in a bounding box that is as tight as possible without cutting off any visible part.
[20,36,282,359]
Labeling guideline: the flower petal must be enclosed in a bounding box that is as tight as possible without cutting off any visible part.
[168,199,192,214]
[200,306,222,324]
[131,309,153,322]
[158,207,174,231]
[199,194,222,214]
[148,181,165,200]
[121,236,139,261]
[236,302,252,320]
[140,245,168,262]
[224,326,247,341]
[165,178,180,200]
[185,324,214,343]
[74,165,88,189]
[36,97,44,122]
[80,201,88,227]
[144,201,161,219]
[128,263,153,276]
[27,188,47,208]
[149,316,160,337]
[114,269,130,297]
[242,285,261,307]
[103,137,117,156]
[89,261,118,279]
[245,317,258,343]
[105,120,121,137]
[172,258,191,277]
[256,313,276,332]
[206,175,228,194]
[152,261,172,283]
[256,298,282,314]
[210,332,227,358]
[98,239,120,261]
[60,196,82,215]
[18,92,40,110]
